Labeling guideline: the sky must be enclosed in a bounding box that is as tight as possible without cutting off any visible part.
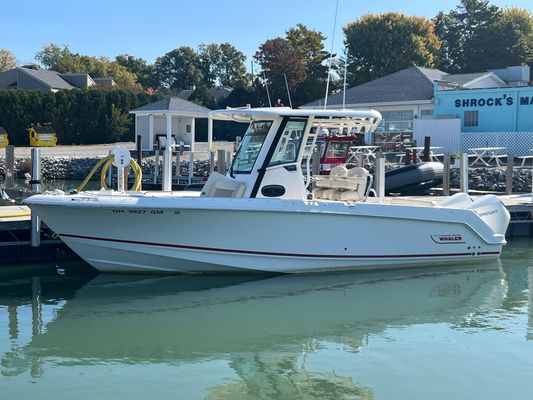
[3,0,531,68]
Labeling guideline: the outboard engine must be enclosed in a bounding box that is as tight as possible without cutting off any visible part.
[465,195,510,236]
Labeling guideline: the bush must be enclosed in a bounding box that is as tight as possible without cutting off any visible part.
[0,89,160,145]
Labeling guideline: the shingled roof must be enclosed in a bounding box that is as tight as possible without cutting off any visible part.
[303,66,446,108]
[131,97,211,116]
[19,67,74,90]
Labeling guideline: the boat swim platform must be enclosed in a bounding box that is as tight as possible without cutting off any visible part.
[0,194,531,265]
[0,205,68,264]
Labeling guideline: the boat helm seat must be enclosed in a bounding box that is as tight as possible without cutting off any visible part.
[201,172,246,198]
[312,167,369,202]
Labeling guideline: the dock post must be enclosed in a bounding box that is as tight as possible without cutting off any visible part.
[217,149,226,174]
[443,154,451,197]
[423,136,430,162]
[30,148,42,193]
[5,144,14,188]
[175,145,181,177]
[312,149,320,176]
[30,147,42,247]
[460,153,469,194]
[136,135,142,167]
[226,151,232,173]
[506,154,514,195]
[153,150,159,185]
[375,151,385,198]
[209,150,215,174]
[188,152,194,185]
[106,150,113,188]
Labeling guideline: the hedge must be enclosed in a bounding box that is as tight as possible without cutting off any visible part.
[0,89,160,145]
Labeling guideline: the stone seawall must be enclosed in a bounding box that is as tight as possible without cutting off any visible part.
[0,156,531,193]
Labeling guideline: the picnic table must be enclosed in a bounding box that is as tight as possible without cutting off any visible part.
[348,145,380,164]
[468,147,507,166]
[397,146,443,163]
[518,149,533,167]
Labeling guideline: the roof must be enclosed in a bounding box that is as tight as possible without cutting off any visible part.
[178,86,232,102]
[303,66,444,108]
[18,67,74,90]
[439,72,488,85]
[31,126,56,133]
[209,107,382,130]
[130,97,211,116]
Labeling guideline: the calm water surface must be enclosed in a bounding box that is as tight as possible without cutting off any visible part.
[1,239,532,399]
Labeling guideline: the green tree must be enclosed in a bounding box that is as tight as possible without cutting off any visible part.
[198,43,247,88]
[344,12,441,85]
[285,24,330,106]
[499,8,533,69]
[254,37,306,104]
[105,104,131,141]
[434,0,533,73]
[188,85,217,109]
[115,54,157,88]
[435,0,504,72]
[154,46,203,90]
[35,44,140,89]
[0,49,16,72]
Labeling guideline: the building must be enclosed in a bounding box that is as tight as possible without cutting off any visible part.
[0,65,117,93]
[303,65,532,153]
[130,97,211,152]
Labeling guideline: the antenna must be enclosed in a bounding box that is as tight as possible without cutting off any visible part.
[263,72,272,107]
[324,0,339,110]
[342,47,348,109]
[284,73,293,108]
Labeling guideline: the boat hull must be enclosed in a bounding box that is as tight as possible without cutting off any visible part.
[27,197,506,273]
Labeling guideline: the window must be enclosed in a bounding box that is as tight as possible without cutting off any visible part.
[268,119,306,166]
[464,111,479,127]
[232,120,272,174]
[326,141,350,158]
[420,109,433,119]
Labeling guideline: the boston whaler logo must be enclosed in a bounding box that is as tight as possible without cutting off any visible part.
[431,234,465,244]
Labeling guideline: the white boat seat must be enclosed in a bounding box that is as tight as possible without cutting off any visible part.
[201,172,246,198]
[313,167,369,201]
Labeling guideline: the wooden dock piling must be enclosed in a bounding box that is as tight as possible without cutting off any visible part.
[5,145,14,188]
[506,155,514,195]
[443,154,451,197]
[459,153,469,194]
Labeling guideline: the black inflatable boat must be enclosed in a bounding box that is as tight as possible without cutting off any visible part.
[385,162,444,196]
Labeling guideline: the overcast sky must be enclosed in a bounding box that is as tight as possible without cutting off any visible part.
[3,0,530,67]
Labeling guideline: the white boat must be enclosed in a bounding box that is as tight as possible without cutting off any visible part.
[24,108,510,273]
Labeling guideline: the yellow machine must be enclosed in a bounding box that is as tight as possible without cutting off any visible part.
[0,126,8,148]
[29,126,58,147]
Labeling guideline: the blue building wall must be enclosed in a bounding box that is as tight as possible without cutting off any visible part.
[434,85,533,132]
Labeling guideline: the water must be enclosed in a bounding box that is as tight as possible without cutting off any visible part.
[1,240,532,399]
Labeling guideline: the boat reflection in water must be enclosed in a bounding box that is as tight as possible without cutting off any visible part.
[1,264,507,398]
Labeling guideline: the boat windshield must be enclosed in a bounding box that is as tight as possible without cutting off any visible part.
[232,120,273,174]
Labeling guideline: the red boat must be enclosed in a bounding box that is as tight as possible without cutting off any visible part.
[314,132,360,174]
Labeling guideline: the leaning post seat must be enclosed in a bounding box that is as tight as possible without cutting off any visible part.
[200,172,246,198]
[312,166,369,202]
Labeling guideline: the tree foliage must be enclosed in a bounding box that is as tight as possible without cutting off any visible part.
[435,1,533,72]
[188,85,217,109]
[344,12,441,85]
[154,46,203,90]
[0,89,159,145]
[115,54,157,88]
[0,49,16,72]
[35,44,140,89]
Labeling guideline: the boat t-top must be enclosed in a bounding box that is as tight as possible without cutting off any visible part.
[25,107,510,273]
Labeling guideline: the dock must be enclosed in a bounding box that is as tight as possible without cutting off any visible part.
[0,205,68,263]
